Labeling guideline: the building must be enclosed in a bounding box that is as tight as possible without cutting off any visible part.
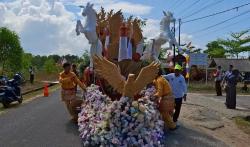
[209,58,250,72]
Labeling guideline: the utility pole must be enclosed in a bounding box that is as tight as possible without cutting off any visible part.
[173,20,176,66]
[178,18,181,54]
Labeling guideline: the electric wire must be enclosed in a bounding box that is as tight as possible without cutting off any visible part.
[178,0,201,16]
[172,0,187,10]
[183,2,250,23]
[182,0,225,19]
[194,15,250,38]
[191,10,250,34]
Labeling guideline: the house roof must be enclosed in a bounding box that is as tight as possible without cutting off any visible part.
[209,58,250,72]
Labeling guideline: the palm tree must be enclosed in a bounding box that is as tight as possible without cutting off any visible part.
[218,30,250,59]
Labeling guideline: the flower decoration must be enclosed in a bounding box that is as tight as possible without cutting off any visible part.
[78,84,165,146]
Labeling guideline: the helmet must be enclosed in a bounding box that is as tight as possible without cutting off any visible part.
[13,73,22,82]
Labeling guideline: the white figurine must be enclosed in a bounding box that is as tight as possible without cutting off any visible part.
[76,2,102,70]
[141,11,182,62]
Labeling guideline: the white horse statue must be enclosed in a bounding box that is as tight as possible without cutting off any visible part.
[76,3,102,69]
[141,11,181,62]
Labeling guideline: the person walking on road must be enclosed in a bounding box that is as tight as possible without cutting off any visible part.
[29,66,34,84]
[153,69,176,130]
[164,64,187,123]
[222,65,233,90]
[214,66,223,96]
[59,62,86,123]
[225,69,239,109]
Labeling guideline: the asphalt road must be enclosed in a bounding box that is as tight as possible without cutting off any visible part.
[0,90,82,147]
[199,93,250,110]
[0,90,227,147]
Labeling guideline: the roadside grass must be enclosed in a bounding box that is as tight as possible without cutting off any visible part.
[188,81,250,95]
[0,84,60,114]
[234,116,250,135]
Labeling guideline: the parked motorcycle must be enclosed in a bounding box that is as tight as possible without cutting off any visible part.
[0,74,23,108]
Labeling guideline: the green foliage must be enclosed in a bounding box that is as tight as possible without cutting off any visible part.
[48,54,61,63]
[159,48,167,59]
[0,27,23,75]
[81,50,90,66]
[43,58,57,73]
[63,54,82,64]
[204,41,226,58]
[31,55,50,70]
[22,53,33,70]
[218,30,250,58]
[79,50,90,77]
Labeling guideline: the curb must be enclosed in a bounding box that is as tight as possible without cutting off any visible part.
[21,83,58,95]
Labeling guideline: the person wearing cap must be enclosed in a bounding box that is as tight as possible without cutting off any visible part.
[153,69,176,130]
[214,66,223,96]
[59,62,86,123]
[164,64,187,123]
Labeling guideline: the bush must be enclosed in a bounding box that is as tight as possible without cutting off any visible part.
[43,58,57,73]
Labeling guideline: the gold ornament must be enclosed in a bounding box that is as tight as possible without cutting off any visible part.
[93,55,160,98]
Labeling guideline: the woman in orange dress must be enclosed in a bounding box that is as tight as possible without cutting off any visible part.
[153,69,176,130]
[59,62,86,122]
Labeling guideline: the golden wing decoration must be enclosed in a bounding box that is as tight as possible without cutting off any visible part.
[93,56,125,94]
[133,62,160,94]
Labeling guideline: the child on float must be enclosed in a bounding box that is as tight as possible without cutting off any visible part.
[153,69,176,130]
[59,62,86,123]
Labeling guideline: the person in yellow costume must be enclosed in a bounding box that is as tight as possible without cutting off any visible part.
[153,69,176,130]
[59,62,86,123]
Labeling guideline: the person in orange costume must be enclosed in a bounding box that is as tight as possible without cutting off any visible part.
[59,62,86,123]
[153,69,176,130]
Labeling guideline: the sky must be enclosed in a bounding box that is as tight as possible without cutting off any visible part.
[0,0,249,57]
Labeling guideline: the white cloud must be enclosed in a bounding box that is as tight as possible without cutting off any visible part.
[63,0,152,15]
[180,33,193,45]
[0,0,89,56]
[142,19,160,39]
[104,1,152,15]
[0,0,153,56]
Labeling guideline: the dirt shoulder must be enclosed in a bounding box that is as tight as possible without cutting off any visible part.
[180,93,250,147]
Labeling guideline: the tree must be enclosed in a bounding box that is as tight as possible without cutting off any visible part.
[79,50,90,77]
[204,41,226,58]
[32,55,48,70]
[218,30,250,58]
[22,52,33,72]
[81,50,90,66]
[63,54,81,64]
[0,27,23,74]
[48,54,61,63]
[43,58,56,73]
[159,48,167,59]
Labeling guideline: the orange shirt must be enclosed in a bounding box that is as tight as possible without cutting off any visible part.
[153,76,172,97]
[59,71,86,90]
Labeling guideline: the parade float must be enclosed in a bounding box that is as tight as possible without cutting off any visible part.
[75,2,182,146]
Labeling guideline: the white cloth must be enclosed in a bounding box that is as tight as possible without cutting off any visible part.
[164,73,187,99]
[118,37,128,61]
[127,40,132,59]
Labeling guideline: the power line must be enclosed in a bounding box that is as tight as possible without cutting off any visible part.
[182,0,225,19]
[194,15,250,38]
[183,2,250,23]
[191,10,250,34]
[173,0,187,10]
[171,0,182,9]
[178,0,201,16]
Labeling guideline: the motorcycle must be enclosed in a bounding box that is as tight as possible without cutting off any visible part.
[0,74,23,108]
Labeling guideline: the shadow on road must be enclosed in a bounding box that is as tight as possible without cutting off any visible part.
[65,121,79,136]
[164,124,227,147]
